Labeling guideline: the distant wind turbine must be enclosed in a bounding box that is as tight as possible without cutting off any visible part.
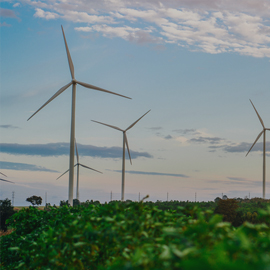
[27,26,131,206]
[0,172,14,183]
[92,110,150,201]
[246,99,270,199]
[56,140,102,201]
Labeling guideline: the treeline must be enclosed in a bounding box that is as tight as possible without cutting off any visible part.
[1,196,270,232]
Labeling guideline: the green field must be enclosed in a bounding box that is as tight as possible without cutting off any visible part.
[1,199,270,269]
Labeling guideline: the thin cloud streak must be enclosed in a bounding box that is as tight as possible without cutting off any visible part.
[0,125,19,129]
[0,143,153,159]
[112,170,189,178]
[0,161,58,173]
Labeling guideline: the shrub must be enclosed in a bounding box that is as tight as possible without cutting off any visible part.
[0,198,15,231]
[214,198,239,224]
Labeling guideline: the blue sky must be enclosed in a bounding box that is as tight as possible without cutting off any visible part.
[1,0,270,205]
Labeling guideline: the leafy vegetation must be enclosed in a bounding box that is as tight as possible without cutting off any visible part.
[1,199,270,269]
[0,198,15,232]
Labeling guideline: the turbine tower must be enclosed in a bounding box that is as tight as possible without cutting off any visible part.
[92,110,150,201]
[56,140,102,201]
[246,99,270,199]
[27,26,131,206]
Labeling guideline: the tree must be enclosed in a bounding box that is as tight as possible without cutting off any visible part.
[26,195,42,206]
[0,198,15,231]
[214,198,239,224]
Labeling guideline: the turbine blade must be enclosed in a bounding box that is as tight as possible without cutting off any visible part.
[124,133,132,165]
[61,25,75,79]
[76,80,131,99]
[246,130,264,156]
[27,81,72,121]
[56,164,78,180]
[250,99,265,128]
[91,120,123,132]
[56,169,70,180]
[79,163,103,174]
[126,110,151,131]
[0,172,7,177]
[0,178,14,183]
[75,139,79,163]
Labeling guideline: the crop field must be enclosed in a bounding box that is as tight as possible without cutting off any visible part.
[1,199,270,269]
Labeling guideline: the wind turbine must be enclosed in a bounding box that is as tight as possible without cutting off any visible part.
[56,140,102,201]
[27,26,131,206]
[0,172,14,183]
[92,110,150,201]
[246,99,270,199]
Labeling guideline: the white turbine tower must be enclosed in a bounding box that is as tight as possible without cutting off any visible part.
[246,99,270,199]
[56,140,102,201]
[27,26,131,206]
[92,110,150,201]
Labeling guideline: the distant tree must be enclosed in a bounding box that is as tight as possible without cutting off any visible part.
[26,195,42,206]
[214,197,221,203]
[0,198,15,231]
[59,199,80,207]
[214,198,239,224]
[222,195,228,200]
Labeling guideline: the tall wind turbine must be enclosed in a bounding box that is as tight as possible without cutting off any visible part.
[56,140,102,201]
[92,110,150,201]
[246,99,270,199]
[27,26,131,206]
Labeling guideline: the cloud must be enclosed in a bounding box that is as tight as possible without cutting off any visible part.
[112,170,189,178]
[147,127,163,131]
[13,3,20,8]
[0,22,11,27]
[0,125,19,129]
[0,142,153,159]
[34,8,59,20]
[227,177,249,182]
[24,0,270,58]
[188,136,225,145]
[219,141,270,153]
[0,8,17,18]
[173,128,200,135]
[0,161,58,173]
[164,135,173,140]
[207,177,261,186]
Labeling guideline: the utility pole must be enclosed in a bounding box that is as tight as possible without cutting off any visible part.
[195,192,196,202]
[139,192,140,201]
[110,191,112,201]
[167,192,168,202]
[249,192,250,199]
[45,192,47,205]
[12,191,15,206]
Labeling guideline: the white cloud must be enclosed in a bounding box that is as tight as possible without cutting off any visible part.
[34,8,59,20]
[25,0,270,58]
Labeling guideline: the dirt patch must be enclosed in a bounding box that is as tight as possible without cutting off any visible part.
[0,229,14,237]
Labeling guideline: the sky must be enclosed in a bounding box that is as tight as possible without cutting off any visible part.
[0,0,270,206]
